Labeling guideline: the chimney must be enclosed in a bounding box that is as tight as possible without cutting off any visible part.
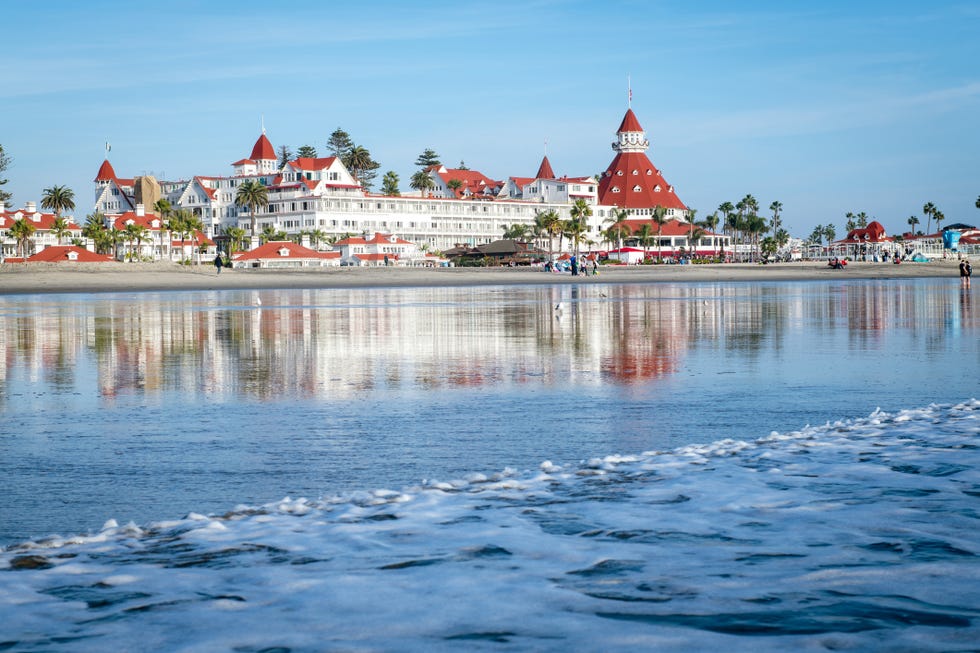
[300,233,311,248]
[26,201,36,213]
[136,203,145,217]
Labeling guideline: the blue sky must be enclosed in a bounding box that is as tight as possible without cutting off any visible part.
[2,0,978,236]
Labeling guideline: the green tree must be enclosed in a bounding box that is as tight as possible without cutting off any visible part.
[225,226,247,255]
[9,217,36,258]
[568,198,592,255]
[845,211,857,232]
[308,228,326,249]
[746,214,767,261]
[51,216,70,245]
[502,223,531,240]
[534,209,563,261]
[381,171,400,196]
[651,205,669,260]
[277,145,294,169]
[235,179,269,237]
[769,200,783,235]
[415,148,441,169]
[446,178,463,196]
[822,223,836,244]
[410,170,435,197]
[296,144,317,159]
[718,201,735,239]
[808,226,824,245]
[41,185,75,222]
[933,210,945,232]
[702,210,720,234]
[603,207,630,251]
[923,202,936,235]
[83,212,115,255]
[344,144,380,190]
[261,224,286,243]
[327,128,353,159]
[0,144,12,205]
[907,215,920,235]
[856,211,869,228]
[123,222,149,261]
[761,236,778,258]
[635,223,654,258]
[976,195,980,210]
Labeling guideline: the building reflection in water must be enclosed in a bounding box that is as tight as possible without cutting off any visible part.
[0,280,974,404]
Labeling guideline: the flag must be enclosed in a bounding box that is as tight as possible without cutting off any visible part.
[105,142,111,154]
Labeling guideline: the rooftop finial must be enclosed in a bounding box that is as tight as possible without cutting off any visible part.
[261,114,266,135]
[627,74,632,109]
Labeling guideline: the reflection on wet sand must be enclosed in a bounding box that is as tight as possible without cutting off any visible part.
[0,280,973,403]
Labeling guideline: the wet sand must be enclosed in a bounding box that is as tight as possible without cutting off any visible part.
[0,260,966,295]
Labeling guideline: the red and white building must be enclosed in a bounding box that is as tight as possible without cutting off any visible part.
[233,241,341,268]
[0,201,83,260]
[89,107,712,257]
[331,232,440,266]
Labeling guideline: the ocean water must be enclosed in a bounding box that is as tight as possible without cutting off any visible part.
[1,279,978,650]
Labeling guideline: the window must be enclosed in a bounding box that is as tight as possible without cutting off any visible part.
[611,187,621,193]
[633,185,641,192]
[632,170,638,175]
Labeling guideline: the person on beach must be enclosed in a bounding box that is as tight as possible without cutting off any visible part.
[961,259,972,288]
[213,253,223,275]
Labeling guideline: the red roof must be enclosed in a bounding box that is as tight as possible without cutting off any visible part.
[171,230,214,247]
[235,241,339,261]
[434,167,500,199]
[535,156,555,180]
[290,157,338,171]
[26,246,114,263]
[112,211,162,231]
[618,108,644,133]
[0,209,82,231]
[597,151,686,210]
[620,218,708,236]
[231,158,256,166]
[95,159,119,182]
[250,133,275,161]
[839,221,890,244]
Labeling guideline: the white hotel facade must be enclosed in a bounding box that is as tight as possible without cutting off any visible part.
[92,109,723,255]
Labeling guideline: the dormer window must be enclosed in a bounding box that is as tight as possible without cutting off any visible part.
[278,247,289,257]
[67,250,78,261]
[654,185,662,192]
[616,170,623,176]
[646,169,653,175]
[632,169,638,175]
[632,185,641,192]
[611,186,621,193]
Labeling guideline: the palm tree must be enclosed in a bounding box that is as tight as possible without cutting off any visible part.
[687,225,705,257]
[933,210,945,234]
[845,212,857,232]
[907,215,920,235]
[923,202,936,235]
[308,228,326,250]
[718,201,735,240]
[651,205,669,260]
[235,180,269,239]
[856,211,869,228]
[123,222,148,261]
[746,214,767,261]
[603,207,630,251]
[635,223,654,260]
[9,217,36,258]
[769,201,783,235]
[345,145,373,184]
[153,198,172,260]
[502,223,531,240]
[40,185,75,223]
[446,178,463,197]
[224,226,247,255]
[976,195,980,210]
[569,199,592,256]
[83,212,115,255]
[534,209,562,261]
[261,224,285,244]
[410,170,435,198]
[686,207,698,251]
[51,216,70,245]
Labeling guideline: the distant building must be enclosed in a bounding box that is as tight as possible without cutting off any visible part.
[0,201,83,259]
[91,107,708,257]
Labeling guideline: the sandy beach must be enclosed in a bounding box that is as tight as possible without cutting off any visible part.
[0,260,967,295]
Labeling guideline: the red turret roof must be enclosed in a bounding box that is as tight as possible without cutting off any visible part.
[250,133,275,161]
[535,156,555,180]
[618,108,643,133]
[95,159,117,182]
[597,152,686,210]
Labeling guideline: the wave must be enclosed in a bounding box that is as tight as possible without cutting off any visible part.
[2,400,978,651]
